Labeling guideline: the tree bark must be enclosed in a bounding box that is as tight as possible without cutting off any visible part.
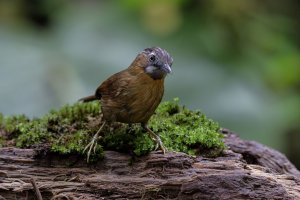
[0,131,299,200]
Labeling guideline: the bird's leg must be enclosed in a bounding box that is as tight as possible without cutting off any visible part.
[142,124,166,154]
[84,121,106,163]
[127,123,135,134]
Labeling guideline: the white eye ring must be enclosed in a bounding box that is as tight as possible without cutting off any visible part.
[149,54,156,62]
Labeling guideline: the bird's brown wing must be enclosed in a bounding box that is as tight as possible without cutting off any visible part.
[96,69,133,100]
[79,69,131,102]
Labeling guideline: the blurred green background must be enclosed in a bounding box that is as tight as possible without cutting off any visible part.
[0,0,299,168]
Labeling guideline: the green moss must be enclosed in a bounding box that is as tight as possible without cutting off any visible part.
[15,118,50,147]
[0,98,225,162]
[140,98,224,157]
[1,114,30,134]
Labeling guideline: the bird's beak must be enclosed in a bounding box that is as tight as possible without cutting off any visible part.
[162,63,172,74]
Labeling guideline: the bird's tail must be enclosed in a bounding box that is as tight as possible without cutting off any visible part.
[79,95,98,102]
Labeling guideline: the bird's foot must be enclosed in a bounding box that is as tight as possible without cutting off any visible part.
[83,134,102,163]
[143,124,167,154]
[83,122,106,163]
[153,136,166,154]
[148,132,166,154]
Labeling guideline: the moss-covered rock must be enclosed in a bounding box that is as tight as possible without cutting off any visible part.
[0,98,225,162]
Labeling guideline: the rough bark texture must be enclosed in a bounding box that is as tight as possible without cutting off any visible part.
[0,131,299,200]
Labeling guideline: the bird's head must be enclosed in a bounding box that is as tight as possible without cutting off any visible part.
[132,47,173,80]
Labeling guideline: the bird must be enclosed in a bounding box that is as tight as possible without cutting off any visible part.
[79,47,173,162]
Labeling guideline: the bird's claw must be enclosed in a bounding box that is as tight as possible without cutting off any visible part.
[154,142,159,151]
[149,135,166,154]
[83,122,106,163]
[156,137,166,154]
[83,135,102,163]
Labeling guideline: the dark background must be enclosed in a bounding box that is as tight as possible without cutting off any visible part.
[0,0,299,168]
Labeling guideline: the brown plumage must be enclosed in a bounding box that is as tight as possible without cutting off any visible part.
[80,47,173,162]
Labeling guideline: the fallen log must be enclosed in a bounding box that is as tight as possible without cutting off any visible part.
[0,131,299,200]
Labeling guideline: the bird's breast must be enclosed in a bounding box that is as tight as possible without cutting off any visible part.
[101,71,165,124]
[121,73,164,123]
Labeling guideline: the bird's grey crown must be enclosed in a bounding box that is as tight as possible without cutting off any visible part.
[143,47,173,67]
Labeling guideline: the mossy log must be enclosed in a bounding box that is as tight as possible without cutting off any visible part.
[0,131,299,200]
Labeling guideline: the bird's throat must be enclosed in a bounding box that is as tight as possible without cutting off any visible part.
[145,65,166,80]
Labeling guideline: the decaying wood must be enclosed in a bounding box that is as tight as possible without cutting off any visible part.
[30,178,43,200]
[0,131,299,200]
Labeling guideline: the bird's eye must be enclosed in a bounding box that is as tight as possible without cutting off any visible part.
[149,55,156,62]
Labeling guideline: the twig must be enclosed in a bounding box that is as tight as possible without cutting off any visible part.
[30,178,43,200]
